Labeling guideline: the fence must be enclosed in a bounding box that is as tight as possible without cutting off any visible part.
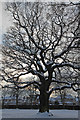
[2,105,80,110]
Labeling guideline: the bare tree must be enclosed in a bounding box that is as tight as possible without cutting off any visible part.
[1,2,80,112]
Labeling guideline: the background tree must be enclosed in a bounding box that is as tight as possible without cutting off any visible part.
[74,4,80,105]
[1,2,80,113]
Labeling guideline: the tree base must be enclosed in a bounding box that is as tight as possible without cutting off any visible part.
[37,111,53,117]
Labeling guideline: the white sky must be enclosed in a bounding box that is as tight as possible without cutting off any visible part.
[0,2,2,44]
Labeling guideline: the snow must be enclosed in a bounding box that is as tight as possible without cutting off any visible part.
[0,109,2,120]
[1,109,78,118]
[65,101,73,105]
[53,94,75,100]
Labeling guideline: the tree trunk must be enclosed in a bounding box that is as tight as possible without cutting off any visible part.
[39,90,49,113]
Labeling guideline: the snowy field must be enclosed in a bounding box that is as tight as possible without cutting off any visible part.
[1,109,79,119]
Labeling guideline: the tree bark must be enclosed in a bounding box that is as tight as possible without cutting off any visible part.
[39,90,49,113]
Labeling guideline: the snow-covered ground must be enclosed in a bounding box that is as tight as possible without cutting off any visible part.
[0,109,2,120]
[1,109,79,118]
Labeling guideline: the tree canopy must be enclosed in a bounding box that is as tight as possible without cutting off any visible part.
[1,2,80,112]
